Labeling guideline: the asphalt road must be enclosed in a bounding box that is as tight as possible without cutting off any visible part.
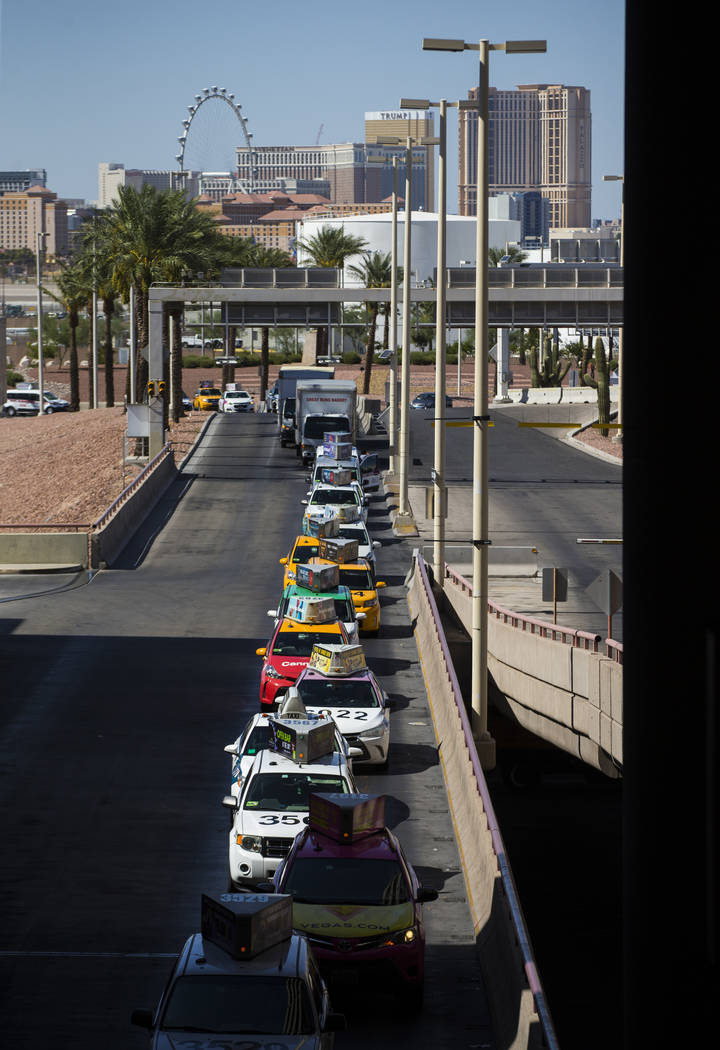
[0,412,493,1050]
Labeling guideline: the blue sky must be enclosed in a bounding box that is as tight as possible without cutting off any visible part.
[0,0,624,219]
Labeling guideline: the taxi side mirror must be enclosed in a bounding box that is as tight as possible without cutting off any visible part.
[279,557,288,565]
[372,541,381,549]
[256,647,267,657]
[356,612,366,620]
[224,743,239,755]
[300,499,308,505]
[347,747,363,759]
[416,887,439,903]
[131,1009,153,1030]
[267,609,277,618]
[376,580,387,588]
[222,795,237,809]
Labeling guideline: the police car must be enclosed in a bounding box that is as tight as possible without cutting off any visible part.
[224,710,359,888]
[295,645,390,766]
[131,892,345,1047]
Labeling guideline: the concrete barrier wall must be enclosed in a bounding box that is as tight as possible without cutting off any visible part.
[91,453,178,568]
[407,556,556,1050]
[0,531,88,568]
[443,571,623,774]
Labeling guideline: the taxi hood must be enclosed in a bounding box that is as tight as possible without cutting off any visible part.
[155,1034,319,1049]
[293,901,414,938]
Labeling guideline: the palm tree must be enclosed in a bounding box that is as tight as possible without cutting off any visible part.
[347,251,395,395]
[100,185,223,403]
[488,245,527,266]
[48,259,88,411]
[296,225,367,360]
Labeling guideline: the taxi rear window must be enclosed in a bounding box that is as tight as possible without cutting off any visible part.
[338,568,373,589]
[309,488,358,505]
[291,542,320,564]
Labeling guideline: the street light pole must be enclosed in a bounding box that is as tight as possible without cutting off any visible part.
[35,230,48,417]
[388,157,399,475]
[603,174,624,443]
[423,36,546,767]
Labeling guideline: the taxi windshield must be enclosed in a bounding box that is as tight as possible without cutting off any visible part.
[283,857,411,905]
[161,975,315,1035]
[272,629,341,656]
[244,772,349,811]
[298,678,379,709]
[291,542,320,564]
[201,388,221,396]
[309,488,358,506]
[337,567,374,589]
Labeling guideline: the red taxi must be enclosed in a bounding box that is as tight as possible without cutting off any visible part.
[257,617,350,710]
[271,794,437,1010]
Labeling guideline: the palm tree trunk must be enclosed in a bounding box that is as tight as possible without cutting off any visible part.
[104,298,115,408]
[170,304,184,422]
[260,327,269,401]
[69,314,80,411]
[362,304,378,395]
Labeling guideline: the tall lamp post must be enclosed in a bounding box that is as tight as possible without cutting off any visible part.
[376,134,427,520]
[387,156,399,475]
[603,174,624,443]
[36,230,48,416]
[399,96,456,582]
[423,36,546,766]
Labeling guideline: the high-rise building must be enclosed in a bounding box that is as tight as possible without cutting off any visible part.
[97,163,200,208]
[0,186,68,255]
[235,142,429,210]
[458,84,591,229]
[0,169,47,195]
[365,110,435,210]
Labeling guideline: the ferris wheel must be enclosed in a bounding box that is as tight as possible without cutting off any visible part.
[176,86,257,192]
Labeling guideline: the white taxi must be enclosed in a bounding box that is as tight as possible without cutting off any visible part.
[224,739,358,889]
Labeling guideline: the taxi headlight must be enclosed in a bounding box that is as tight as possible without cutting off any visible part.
[364,597,377,608]
[236,834,262,853]
[264,664,283,679]
[357,720,386,740]
[383,926,417,946]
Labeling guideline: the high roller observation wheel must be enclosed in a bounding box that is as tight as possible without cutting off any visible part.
[176,86,257,192]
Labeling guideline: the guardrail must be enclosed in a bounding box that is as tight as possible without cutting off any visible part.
[92,443,173,532]
[408,549,559,1050]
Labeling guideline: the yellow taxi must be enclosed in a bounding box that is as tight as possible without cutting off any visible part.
[316,557,385,634]
[192,386,222,411]
[279,535,321,589]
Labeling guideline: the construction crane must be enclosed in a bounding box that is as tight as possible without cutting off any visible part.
[315,124,324,145]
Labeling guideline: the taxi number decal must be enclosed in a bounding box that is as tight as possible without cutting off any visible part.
[337,710,368,720]
[258,815,302,825]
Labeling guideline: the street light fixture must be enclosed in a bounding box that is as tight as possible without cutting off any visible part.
[36,231,48,417]
[423,36,546,769]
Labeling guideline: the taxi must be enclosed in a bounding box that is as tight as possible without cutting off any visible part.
[272,794,438,1011]
[192,386,222,411]
[302,483,367,524]
[295,645,390,766]
[131,893,345,1046]
[279,535,322,589]
[224,734,358,888]
[224,706,352,802]
[268,582,361,644]
[316,557,385,634]
[257,616,350,709]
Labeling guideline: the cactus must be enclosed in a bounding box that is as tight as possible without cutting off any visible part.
[580,336,618,436]
[529,331,573,387]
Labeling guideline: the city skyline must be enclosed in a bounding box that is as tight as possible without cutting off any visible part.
[0,0,624,219]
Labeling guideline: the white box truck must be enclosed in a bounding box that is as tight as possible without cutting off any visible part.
[276,365,335,445]
[295,380,357,464]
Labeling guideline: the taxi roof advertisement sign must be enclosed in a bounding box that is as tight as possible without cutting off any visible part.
[308,643,366,676]
[201,893,293,959]
[286,594,336,624]
[295,561,340,593]
[302,512,340,539]
[318,536,359,562]
[309,793,386,842]
[269,716,336,765]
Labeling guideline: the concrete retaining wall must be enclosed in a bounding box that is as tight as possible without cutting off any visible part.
[0,531,88,568]
[407,556,554,1050]
[443,571,623,774]
[91,453,179,568]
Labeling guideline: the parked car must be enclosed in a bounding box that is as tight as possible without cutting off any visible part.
[410,392,453,410]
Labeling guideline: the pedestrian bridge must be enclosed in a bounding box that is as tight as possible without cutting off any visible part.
[149,263,623,329]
